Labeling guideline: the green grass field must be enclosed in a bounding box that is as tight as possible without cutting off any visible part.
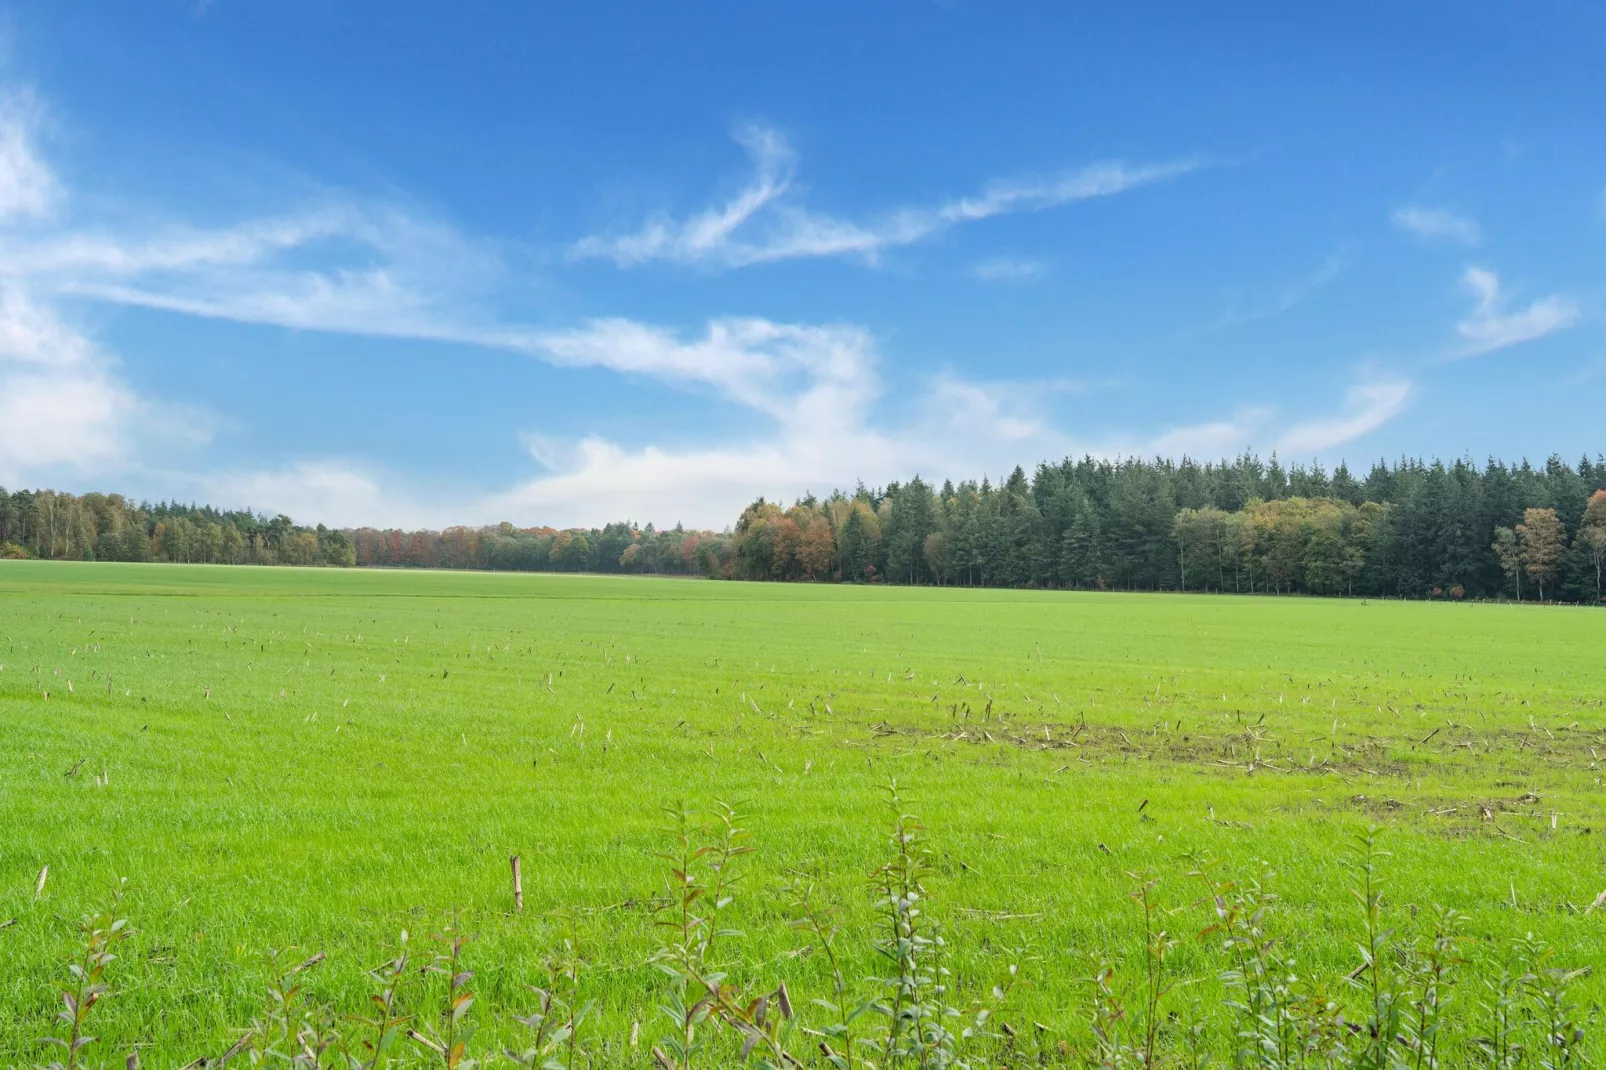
[2,561,1604,1066]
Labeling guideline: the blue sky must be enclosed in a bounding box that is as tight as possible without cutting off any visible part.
[1,2,1601,528]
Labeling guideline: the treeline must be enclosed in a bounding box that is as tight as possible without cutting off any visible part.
[729,454,1606,603]
[0,489,356,567]
[0,487,732,577]
[8,452,1606,601]
[344,522,728,576]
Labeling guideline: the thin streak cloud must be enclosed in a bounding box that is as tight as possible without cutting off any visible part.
[1392,205,1482,246]
[571,123,1199,269]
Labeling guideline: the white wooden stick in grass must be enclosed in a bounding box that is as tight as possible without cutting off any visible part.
[510,854,523,912]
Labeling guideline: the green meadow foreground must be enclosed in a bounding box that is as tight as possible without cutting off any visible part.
[2,561,1604,1065]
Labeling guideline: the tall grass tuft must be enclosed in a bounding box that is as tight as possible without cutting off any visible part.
[41,878,130,1070]
[19,810,1598,1068]
[507,913,594,1069]
[407,916,476,1068]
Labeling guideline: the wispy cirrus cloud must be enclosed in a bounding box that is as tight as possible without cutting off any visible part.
[570,122,1199,270]
[1392,205,1482,246]
[1276,378,1412,454]
[1199,249,1348,333]
[1454,266,1578,357]
[0,90,57,220]
[14,205,504,345]
[0,87,503,349]
[970,256,1046,283]
[516,317,879,434]
[1567,355,1605,386]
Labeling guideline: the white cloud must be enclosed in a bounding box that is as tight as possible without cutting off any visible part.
[0,367,133,478]
[483,324,1080,526]
[1276,378,1411,454]
[0,284,140,483]
[519,431,570,472]
[487,436,867,530]
[1145,412,1270,460]
[927,373,1053,444]
[483,317,898,526]
[515,317,877,430]
[0,282,216,486]
[1391,205,1482,246]
[1454,266,1578,357]
[572,123,1197,269]
[0,90,56,221]
[201,461,401,528]
[0,283,94,367]
[970,256,1046,282]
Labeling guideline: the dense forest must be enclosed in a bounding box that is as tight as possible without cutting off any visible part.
[726,454,1606,603]
[6,452,1606,602]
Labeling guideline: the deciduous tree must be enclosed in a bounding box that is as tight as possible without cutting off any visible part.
[1516,507,1566,601]
[1492,526,1522,601]
[1578,490,1606,602]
